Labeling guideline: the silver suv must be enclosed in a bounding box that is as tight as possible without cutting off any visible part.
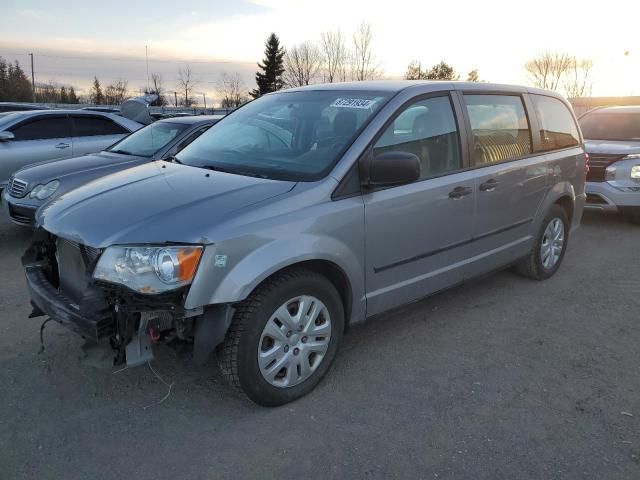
[23,82,586,406]
[578,106,640,224]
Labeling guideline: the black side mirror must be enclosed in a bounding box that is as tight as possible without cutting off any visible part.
[366,151,420,187]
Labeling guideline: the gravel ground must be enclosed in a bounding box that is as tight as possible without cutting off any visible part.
[0,210,639,479]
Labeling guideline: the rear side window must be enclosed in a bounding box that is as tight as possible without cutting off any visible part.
[72,116,129,137]
[373,96,462,179]
[464,95,532,165]
[10,116,71,141]
[531,95,580,150]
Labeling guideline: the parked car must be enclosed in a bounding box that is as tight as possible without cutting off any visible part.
[0,102,49,113]
[3,115,222,226]
[0,110,142,190]
[578,106,640,224]
[23,82,586,406]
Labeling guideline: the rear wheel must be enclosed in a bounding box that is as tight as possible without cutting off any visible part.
[219,268,344,406]
[516,204,569,280]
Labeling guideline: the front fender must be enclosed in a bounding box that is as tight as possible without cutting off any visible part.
[184,234,365,323]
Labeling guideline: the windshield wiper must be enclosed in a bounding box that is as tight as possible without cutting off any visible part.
[198,164,268,179]
[163,156,183,164]
[110,149,133,156]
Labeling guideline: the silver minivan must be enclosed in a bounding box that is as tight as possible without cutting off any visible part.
[23,82,586,406]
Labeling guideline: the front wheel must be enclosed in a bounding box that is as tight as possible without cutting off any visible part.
[516,205,569,280]
[219,268,344,406]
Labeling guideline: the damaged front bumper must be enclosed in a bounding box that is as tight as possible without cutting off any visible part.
[22,233,232,367]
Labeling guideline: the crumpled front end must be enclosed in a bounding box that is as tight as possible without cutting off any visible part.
[22,230,212,367]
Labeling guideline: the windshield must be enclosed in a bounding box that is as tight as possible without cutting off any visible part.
[579,112,640,141]
[176,90,391,180]
[108,121,189,157]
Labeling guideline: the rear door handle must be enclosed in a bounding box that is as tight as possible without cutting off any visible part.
[448,186,473,199]
[479,179,499,192]
[55,142,70,149]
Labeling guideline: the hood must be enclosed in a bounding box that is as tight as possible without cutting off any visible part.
[14,151,146,187]
[37,162,296,247]
[584,140,640,156]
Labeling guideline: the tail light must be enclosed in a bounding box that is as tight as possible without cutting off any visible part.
[584,152,590,176]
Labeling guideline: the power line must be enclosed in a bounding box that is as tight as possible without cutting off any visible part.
[2,51,256,66]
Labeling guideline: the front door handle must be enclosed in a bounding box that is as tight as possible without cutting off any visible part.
[448,186,473,199]
[55,142,71,149]
[479,179,499,192]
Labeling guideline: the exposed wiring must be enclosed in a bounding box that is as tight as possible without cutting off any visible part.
[142,362,174,410]
[38,317,52,353]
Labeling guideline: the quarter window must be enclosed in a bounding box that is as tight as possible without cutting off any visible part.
[10,117,71,141]
[373,96,462,179]
[72,116,129,137]
[531,95,580,150]
[464,95,532,165]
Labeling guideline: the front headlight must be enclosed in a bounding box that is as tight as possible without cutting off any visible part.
[93,245,203,294]
[29,180,60,200]
[605,166,616,181]
[631,165,640,180]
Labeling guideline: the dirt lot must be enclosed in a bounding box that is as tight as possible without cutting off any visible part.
[0,210,639,479]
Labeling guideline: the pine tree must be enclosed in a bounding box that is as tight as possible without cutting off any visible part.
[250,33,285,98]
[90,76,104,105]
[7,61,33,101]
[68,86,79,104]
[0,57,7,101]
[59,86,68,103]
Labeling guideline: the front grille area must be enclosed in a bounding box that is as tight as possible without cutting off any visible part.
[586,154,626,182]
[55,238,103,303]
[8,177,28,198]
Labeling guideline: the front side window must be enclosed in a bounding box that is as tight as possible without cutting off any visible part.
[464,95,532,165]
[108,122,189,157]
[176,90,390,181]
[10,117,71,141]
[579,112,640,141]
[72,116,129,137]
[531,95,580,150]
[373,96,461,179]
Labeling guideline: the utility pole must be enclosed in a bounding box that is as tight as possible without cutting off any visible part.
[145,45,150,93]
[174,91,178,107]
[29,53,35,102]
[202,93,207,112]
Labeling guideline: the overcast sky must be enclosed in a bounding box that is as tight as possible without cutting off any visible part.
[1,0,639,104]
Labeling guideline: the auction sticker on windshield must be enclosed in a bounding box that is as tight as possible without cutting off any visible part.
[331,98,377,109]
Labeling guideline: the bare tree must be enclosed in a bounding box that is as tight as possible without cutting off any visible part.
[351,22,380,81]
[284,42,322,87]
[524,52,573,91]
[104,79,128,105]
[404,60,428,80]
[177,64,197,106]
[563,58,593,98]
[217,72,248,108]
[320,30,348,82]
[147,73,167,106]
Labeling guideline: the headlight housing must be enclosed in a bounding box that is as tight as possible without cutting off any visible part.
[605,166,616,181]
[93,245,203,294]
[29,180,60,200]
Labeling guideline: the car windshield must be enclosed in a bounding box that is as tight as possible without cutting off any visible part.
[175,90,391,181]
[579,112,640,141]
[108,121,190,157]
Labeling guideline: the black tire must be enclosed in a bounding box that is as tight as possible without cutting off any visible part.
[219,268,344,407]
[516,204,570,280]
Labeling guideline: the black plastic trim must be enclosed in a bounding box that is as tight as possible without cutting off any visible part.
[374,217,533,273]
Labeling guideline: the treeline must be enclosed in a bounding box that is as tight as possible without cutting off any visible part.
[0,57,32,102]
